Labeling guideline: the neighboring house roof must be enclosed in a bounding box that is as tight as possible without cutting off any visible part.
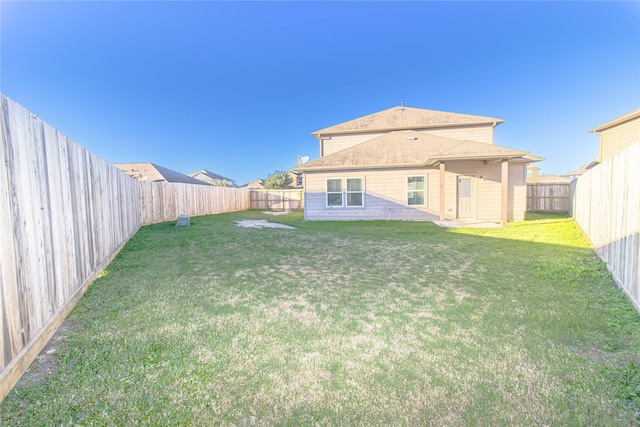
[241,178,265,189]
[188,169,237,186]
[530,174,571,183]
[295,130,529,172]
[589,108,640,133]
[523,154,545,162]
[561,164,589,178]
[114,162,209,185]
[312,105,505,136]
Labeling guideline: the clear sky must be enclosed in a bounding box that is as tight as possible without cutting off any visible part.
[2,1,639,185]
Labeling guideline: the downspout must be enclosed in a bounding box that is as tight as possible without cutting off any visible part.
[501,159,509,226]
[316,134,324,157]
[491,121,497,144]
[439,162,446,223]
[303,172,307,221]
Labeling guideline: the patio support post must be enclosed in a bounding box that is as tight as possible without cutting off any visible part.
[439,162,445,222]
[501,159,508,226]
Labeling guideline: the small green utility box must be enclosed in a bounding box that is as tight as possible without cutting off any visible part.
[176,213,190,227]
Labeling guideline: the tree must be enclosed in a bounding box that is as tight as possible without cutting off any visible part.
[263,170,293,189]
[212,179,230,187]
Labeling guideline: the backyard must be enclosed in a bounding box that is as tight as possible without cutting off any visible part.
[1,211,639,425]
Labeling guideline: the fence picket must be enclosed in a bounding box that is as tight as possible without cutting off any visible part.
[0,94,251,401]
[572,142,640,310]
[526,183,570,212]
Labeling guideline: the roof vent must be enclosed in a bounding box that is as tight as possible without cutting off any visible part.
[408,136,418,140]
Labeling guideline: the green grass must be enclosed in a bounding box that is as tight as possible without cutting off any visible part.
[2,211,639,425]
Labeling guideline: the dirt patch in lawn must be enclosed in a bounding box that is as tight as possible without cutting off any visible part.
[570,344,640,366]
[16,318,79,387]
[235,220,296,229]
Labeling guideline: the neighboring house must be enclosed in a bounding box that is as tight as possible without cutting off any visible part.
[114,162,210,185]
[294,105,540,224]
[287,171,303,188]
[590,107,640,162]
[243,172,303,189]
[561,164,589,181]
[526,164,541,182]
[527,164,570,183]
[188,169,237,187]
[530,174,571,184]
[240,178,265,189]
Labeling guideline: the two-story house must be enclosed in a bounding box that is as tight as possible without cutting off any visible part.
[295,105,540,224]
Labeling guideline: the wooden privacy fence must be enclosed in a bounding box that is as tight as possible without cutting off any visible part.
[250,189,304,211]
[526,183,571,212]
[0,94,250,401]
[572,142,640,311]
[140,182,250,224]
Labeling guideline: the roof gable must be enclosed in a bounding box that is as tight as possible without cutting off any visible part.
[313,106,505,136]
[295,130,528,171]
[189,169,235,182]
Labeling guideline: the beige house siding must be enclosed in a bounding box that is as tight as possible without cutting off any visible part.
[599,116,640,161]
[303,160,526,222]
[320,124,496,157]
[304,168,440,221]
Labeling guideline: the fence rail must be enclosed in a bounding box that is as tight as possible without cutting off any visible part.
[250,189,304,211]
[572,142,640,311]
[526,182,571,212]
[0,94,250,401]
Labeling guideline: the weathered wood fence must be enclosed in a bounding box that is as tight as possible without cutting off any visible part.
[526,183,571,212]
[140,182,250,224]
[0,94,250,401]
[571,142,640,311]
[250,189,304,211]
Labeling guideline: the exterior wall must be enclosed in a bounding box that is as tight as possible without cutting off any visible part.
[599,116,640,161]
[303,160,527,222]
[303,168,441,221]
[320,124,496,156]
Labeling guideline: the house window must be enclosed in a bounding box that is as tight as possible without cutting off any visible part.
[326,178,343,207]
[346,178,364,207]
[407,176,425,206]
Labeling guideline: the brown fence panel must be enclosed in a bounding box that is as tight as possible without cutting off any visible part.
[250,189,304,211]
[526,183,571,212]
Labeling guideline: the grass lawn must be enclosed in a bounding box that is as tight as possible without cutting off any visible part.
[2,211,639,425]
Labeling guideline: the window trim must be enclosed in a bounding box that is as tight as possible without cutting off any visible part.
[406,175,426,206]
[346,177,365,208]
[326,178,343,208]
[325,177,366,208]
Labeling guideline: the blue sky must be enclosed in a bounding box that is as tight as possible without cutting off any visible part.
[2,1,639,185]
